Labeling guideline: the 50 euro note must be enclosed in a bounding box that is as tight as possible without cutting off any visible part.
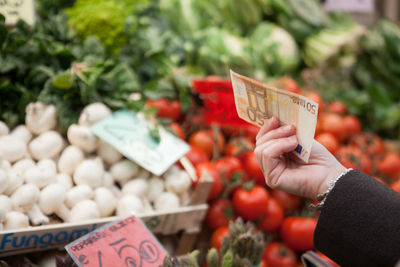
[230,70,318,162]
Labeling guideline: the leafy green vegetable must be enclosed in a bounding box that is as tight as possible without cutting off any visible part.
[250,22,299,77]
[66,0,149,54]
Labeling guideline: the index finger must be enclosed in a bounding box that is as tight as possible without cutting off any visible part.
[256,116,279,141]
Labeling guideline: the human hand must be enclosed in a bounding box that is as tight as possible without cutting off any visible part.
[254,117,346,199]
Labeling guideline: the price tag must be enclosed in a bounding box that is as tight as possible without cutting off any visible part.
[324,0,374,13]
[0,0,36,25]
[65,215,167,267]
[91,110,190,176]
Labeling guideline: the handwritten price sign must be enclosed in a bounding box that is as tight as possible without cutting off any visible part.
[65,216,166,267]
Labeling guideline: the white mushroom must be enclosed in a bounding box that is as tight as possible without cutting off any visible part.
[94,187,117,217]
[4,211,29,230]
[10,125,32,144]
[64,184,94,209]
[24,162,56,189]
[78,102,111,126]
[12,158,35,176]
[27,204,50,225]
[69,200,100,222]
[38,158,57,172]
[147,176,165,202]
[0,135,27,162]
[55,173,73,190]
[57,145,84,175]
[116,195,145,217]
[122,178,149,197]
[0,195,11,224]
[1,159,11,171]
[102,172,115,188]
[154,192,180,211]
[67,124,98,153]
[110,160,139,185]
[73,158,104,188]
[10,183,40,212]
[97,140,122,165]
[165,169,192,195]
[0,169,8,194]
[0,121,9,136]
[29,131,63,160]
[25,102,57,135]
[3,170,24,196]
[39,183,70,222]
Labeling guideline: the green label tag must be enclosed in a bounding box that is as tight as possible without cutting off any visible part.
[91,110,189,176]
[0,0,36,25]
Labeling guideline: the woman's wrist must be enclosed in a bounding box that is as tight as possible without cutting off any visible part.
[312,167,352,210]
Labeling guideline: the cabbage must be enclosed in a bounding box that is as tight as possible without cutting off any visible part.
[249,22,299,75]
[194,27,251,76]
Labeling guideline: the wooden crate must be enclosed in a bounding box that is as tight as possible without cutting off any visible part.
[0,162,213,257]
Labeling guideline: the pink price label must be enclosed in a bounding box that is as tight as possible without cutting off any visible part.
[65,216,166,267]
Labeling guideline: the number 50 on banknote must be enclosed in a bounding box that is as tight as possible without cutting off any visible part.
[230,70,318,163]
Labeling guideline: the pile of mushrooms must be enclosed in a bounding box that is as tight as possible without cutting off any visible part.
[0,102,192,231]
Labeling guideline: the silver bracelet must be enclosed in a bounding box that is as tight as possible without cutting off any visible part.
[310,168,353,210]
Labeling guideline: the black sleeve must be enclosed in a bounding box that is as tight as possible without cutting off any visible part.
[314,170,400,267]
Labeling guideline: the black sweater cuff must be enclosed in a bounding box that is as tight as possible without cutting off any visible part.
[314,170,400,267]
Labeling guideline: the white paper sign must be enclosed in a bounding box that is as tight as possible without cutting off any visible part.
[91,110,190,176]
[324,0,374,13]
[0,0,35,25]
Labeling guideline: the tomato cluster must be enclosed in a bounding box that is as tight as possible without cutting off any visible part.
[315,95,400,186]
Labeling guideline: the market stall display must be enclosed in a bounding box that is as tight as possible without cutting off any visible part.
[1,0,400,266]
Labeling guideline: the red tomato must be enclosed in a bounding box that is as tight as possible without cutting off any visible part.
[245,124,260,141]
[258,198,284,233]
[225,136,255,159]
[233,185,269,221]
[280,217,317,252]
[377,153,400,179]
[270,189,303,214]
[263,242,297,267]
[210,225,229,251]
[274,77,301,94]
[327,101,347,115]
[315,132,339,154]
[304,91,323,115]
[214,156,243,182]
[260,259,267,267]
[146,98,181,121]
[196,162,223,200]
[168,122,186,140]
[185,146,209,167]
[316,251,340,267]
[189,129,225,159]
[320,113,347,142]
[365,133,385,156]
[343,115,361,135]
[335,146,372,174]
[243,151,265,185]
[350,133,385,156]
[205,198,234,230]
[390,180,400,194]
[314,117,323,137]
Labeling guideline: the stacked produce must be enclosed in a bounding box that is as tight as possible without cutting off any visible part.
[0,101,194,231]
[2,0,400,265]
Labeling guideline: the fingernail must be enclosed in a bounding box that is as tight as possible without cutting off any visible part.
[289,135,297,143]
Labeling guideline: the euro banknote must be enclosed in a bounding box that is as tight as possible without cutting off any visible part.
[230,70,318,162]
